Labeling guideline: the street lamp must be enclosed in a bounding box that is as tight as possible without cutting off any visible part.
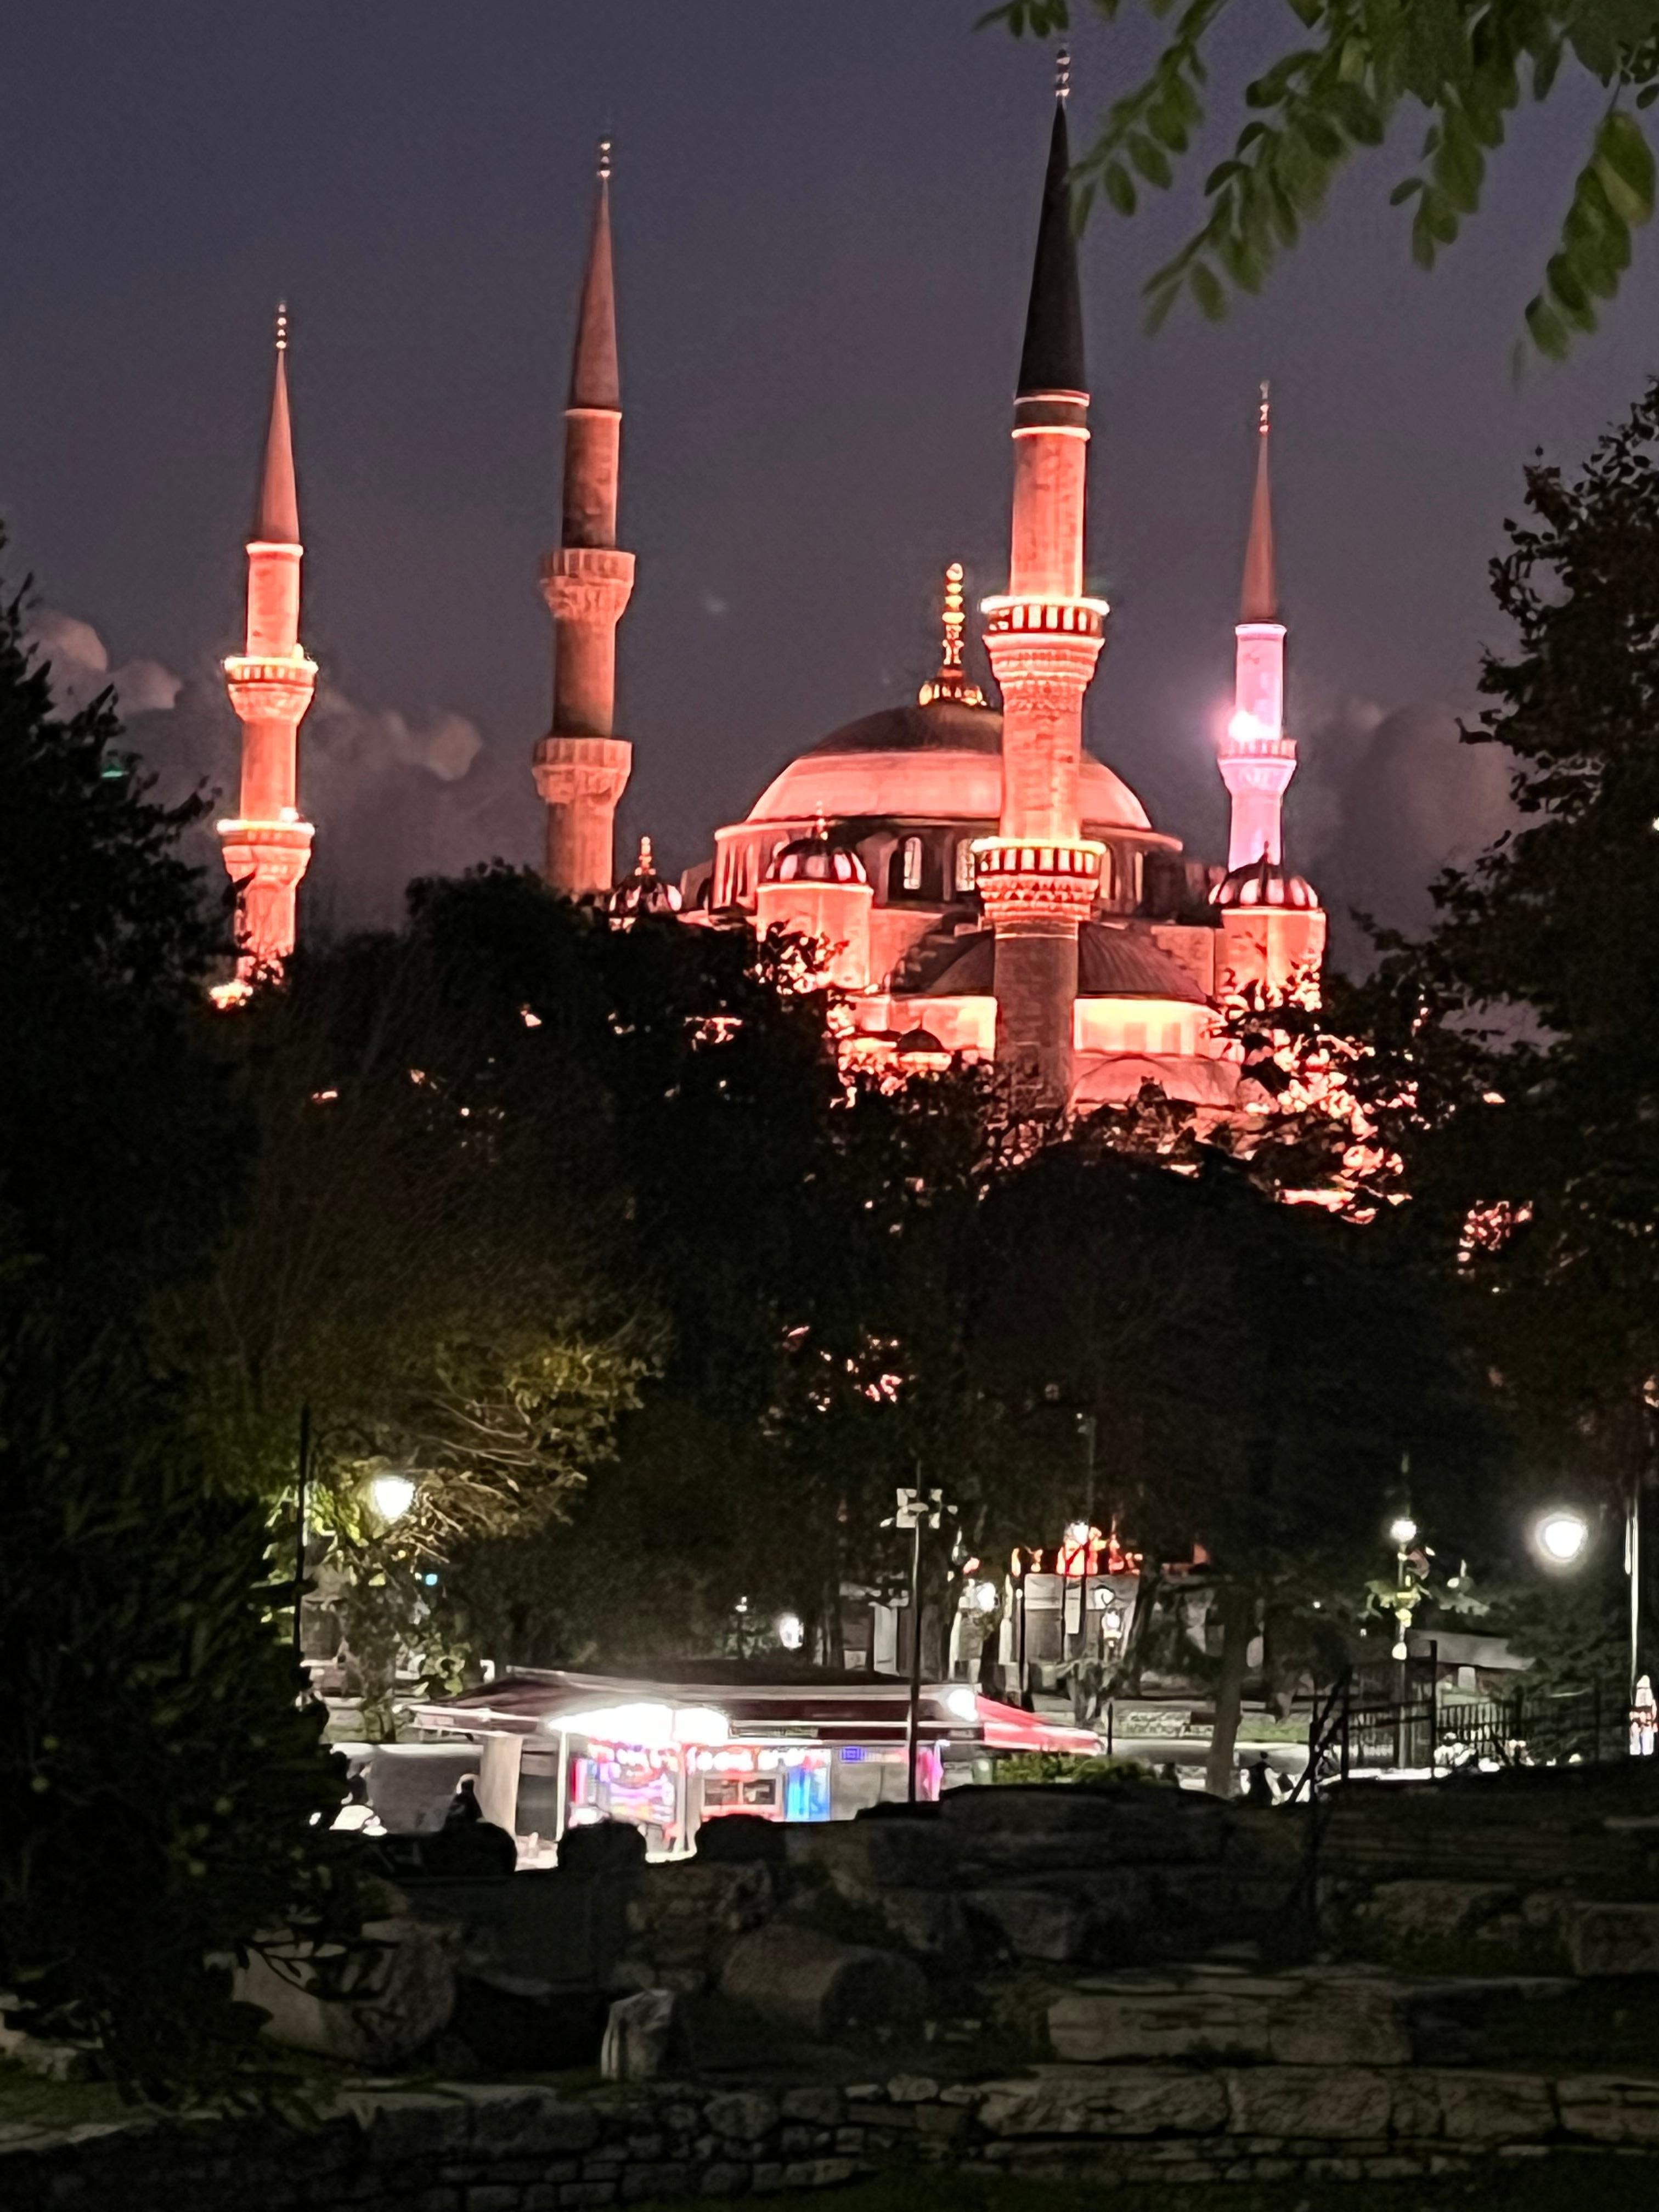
[775,1611,804,1651]
[1534,1508,1590,1566]
[370,1471,417,1525]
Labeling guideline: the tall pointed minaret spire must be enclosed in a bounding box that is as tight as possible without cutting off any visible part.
[975,53,1110,1107]
[216,303,317,995]
[533,137,635,896]
[1218,383,1295,869]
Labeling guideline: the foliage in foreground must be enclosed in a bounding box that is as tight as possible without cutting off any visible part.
[0,544,362,2097]
[990,0,1657,359]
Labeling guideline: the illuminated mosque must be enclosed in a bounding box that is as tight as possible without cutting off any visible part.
[217,76,1326,1111]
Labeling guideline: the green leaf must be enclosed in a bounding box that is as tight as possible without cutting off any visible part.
[1104,160,1137,216]
[1545,251,1599,331]
[1128,133,1175,190]
[1524,292,1570,359]
[1596,112,1656,224]
[1190,261,1228,319]
[1390,174,1425,206]
[1330,82,1385,146]
[1435,114,1486,214]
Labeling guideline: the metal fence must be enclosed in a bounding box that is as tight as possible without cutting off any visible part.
[1295,1677,1622,1795]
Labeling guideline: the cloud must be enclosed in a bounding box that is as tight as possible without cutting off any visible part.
[31,607,183,715]
[1297,697,1515,971]
[38,608,539,939]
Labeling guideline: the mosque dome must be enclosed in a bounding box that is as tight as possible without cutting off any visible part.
[743,699,1152,833]
[1209,855,1319,911]
[762,833,869,886]
[906,922,1208,1003]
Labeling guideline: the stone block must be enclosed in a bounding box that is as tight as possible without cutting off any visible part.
[1558,2076,1659,2145]
[776,2128,829,2155]
[884,2076,938,2104]
[357,2094,474,2161]
[462,2090,601,2157]
[749,2163,784,2193]
[720,1927,924,2042]
[977,2064,1228,2138]
[781,2159,855,2188]
[560,2188,617,2209]
[1433,2072,1555,2143]
[1560,1901,1659,1977]
[963,1888,1089,1965]
[874,1888,966,1956]
[778,2090,840,2128]
[1223,2067,1392,2141]
[620,2164,689,2200]
[466,2189,522,2212]
[699,2164,749,2197]
[1049,1988,1268,2064]
[703,2093,779,2144]
[834,2129,864,2155]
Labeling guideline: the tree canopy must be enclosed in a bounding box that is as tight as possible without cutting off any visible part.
[989,1,1659,358]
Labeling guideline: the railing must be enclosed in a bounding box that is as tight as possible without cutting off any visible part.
[1298,1676,1621,1795]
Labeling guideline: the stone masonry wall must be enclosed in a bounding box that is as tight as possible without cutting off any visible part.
[7,2061,1659,2208]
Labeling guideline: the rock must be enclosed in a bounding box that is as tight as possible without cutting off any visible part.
[235,1915,455,2067]
[693,1816,785,1866]
[962,1888,1090,1964]
[1223,2065,1392,2141]
[1431,2070,1555,2142]
[1049,1987,1271,2064]
[560,1822,649,1877]
[455,2084,601,2154]
[785,1820,957,1898]
[601,1990,679,2082]
[885,2076,938,2103]
[778,2088,842,2127]
[976,2064,1229,2138]
[720,1925,926,2042]
[1558,2075,1659,2145]
[704,2091,780,2143]
[873,1889,967,1956]
[1559,1900,1659,1976]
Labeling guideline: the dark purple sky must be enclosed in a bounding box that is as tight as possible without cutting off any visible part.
[6,2,1658,961]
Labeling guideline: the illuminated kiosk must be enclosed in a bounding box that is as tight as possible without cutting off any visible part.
[417,1668,1099,1864]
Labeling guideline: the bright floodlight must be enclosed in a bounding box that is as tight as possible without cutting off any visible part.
[943,1686,979,1722]
[1537,1509,1589,1565]
[776,1611,804,1651]
[972,1579,1000,1613]
[1389,1516,1418,1547]
[1065,1520,1092,1548]
[370,1472,417,1524]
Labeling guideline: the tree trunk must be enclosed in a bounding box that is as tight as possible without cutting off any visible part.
[1205,1581,1255,1799]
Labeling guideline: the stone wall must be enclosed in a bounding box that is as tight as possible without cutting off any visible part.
[7,2059,1659,2208]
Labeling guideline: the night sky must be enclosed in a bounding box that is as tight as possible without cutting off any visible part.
[7,2,1658,963]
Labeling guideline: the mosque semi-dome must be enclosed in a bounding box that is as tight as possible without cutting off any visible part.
[762,833,869,886]
[1209,855,1319,911]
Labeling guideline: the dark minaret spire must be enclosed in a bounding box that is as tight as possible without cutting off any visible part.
[567,136,620,420]
[533,136,636,897]
[253,301,300,546]
[1240,381,1278,622]
[1016,54,1086,398]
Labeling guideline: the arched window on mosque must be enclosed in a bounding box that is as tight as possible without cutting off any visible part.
[955,839,977,894]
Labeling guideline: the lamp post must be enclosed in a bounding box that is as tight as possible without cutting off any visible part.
[889,1486,950,1804]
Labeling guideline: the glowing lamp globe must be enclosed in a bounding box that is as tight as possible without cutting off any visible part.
[370,1472,417,1525]
[1389,1516,1418,1547]
[776,1611,804,1651]
[1536,1509,1589,1566]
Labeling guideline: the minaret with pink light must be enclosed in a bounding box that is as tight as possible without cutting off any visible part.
[217,304,317,990]
[534,137,634,898]
[975,54,1109,1107]
[1217,385,1296,870]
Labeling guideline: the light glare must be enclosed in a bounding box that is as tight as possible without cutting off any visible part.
[1537,1509,1589,1565]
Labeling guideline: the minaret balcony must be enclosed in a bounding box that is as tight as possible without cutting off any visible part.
[540,545,635,627]
[972,837,1104,929]
[216,812,315,890]
[981,594,1109,641]
[223,652,317,726]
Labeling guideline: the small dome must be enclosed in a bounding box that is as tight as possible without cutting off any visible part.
[1210,856,1319,912]
[608,836,683,917]
[895,1026,947,1058]
[762,832,869,887]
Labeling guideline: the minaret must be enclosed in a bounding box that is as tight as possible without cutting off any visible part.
[975,55,1109,1108]
[1217,385,1296,869]
[217,304,317,989]
[533,138,634,897]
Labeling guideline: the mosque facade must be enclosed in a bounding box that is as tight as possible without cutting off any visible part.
[218,88,1326,1110]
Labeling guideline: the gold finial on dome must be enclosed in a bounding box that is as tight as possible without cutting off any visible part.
[918,561,986,708]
